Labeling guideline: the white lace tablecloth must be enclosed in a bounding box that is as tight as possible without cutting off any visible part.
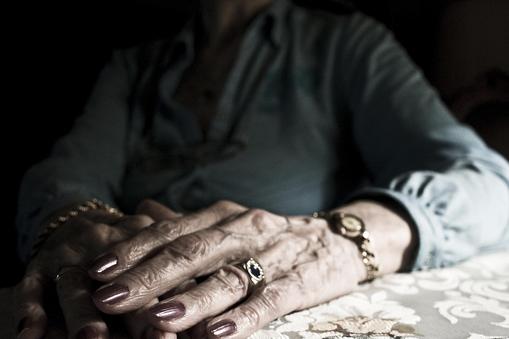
[1,251,507,338]
[252,250,509,339]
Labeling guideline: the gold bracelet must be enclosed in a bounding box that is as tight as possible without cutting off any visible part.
[313,211,379,282]
[30,198,123,259]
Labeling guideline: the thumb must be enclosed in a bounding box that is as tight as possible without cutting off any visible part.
[135,199,182,222]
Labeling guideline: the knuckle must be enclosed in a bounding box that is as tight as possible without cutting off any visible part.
[186,289,214,312]
[284,271,305,289]
[213,200,245,213]
[14,281,30,303]
[130,214,154,227]
[16,275,33,291]
[166,221,187,238]
[239,304,262,328]
[172,217,195,235]
[215,266,250,295]
[22,271,46,287]
[92,223,117,242]
[17,301,44,318]
[167,232,211,262]
[147,220,183,240]
[281,272,306,309]
[114,241,145,265]
[258,285,284,314]
[123,263,166,293]
[214,200,236,210]
[14,274,47,318]
[247,209,271,229]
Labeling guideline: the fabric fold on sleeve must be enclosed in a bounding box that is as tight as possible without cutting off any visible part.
[338,13,509,271]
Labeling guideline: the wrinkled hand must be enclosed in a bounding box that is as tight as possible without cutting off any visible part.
[14,200,179,339]
[88,201,366,338]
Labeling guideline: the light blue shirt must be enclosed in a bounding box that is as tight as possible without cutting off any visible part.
[17,0,509,269]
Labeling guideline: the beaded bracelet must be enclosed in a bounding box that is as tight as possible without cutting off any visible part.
[30,198,123,259]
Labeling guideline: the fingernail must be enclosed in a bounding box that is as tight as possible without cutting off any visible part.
[208,320,237,337]
[17,317,28,333]
[90,253,118,274]
[75,326,99,339]
[93,283,129,304]
[149,300,186,320]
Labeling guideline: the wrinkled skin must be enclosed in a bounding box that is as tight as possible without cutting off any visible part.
[14,200,181,339]
[89,200,367,338]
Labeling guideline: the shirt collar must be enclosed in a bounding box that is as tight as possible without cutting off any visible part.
[266,0,291,47]
[170,0,291,61]
[170,18,196,62]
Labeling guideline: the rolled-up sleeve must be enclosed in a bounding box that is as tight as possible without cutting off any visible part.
[16,50,132,261]
[338,14,509,270]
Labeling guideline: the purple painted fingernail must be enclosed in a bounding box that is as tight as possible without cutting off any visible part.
[93,283,129,304]
[89,253,118,274]
[75,326,100,339]
[149,300,186,320]
[208,319,237,337]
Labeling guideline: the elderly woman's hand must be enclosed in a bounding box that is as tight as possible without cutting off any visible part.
[88,200,414,338]
[14,200,180,339]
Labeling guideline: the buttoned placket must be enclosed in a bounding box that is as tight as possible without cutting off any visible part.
[145,3,286,211]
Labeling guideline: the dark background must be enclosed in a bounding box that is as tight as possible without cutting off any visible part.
[3,0,442,287]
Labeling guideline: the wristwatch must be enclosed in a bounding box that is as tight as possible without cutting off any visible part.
[313,211,379,282]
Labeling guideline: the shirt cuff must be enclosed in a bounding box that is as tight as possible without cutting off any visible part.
[346,187,446,271]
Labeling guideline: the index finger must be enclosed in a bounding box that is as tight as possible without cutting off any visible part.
[88,201,245,281]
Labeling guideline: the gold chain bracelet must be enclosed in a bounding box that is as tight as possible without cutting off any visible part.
[30,198,123,259]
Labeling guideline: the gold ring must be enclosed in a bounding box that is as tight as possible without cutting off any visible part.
[235,258,265,288]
